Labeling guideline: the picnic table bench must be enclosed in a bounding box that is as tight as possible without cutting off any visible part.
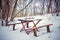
[7,21,32,31]
[21,24,53,37]
[8,19,42,37]
[7,19,53,37]
[18,19,42,37]
[7,22,22,30]
[7,19,41,31]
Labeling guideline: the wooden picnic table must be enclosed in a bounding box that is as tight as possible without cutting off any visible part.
[18,19,42,37]
[18,19,34,28]
[8,19,53,37]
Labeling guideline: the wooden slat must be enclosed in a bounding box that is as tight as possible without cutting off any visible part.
[24,24,53,31]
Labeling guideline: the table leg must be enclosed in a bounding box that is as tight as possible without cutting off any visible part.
[32,20,41,37]
[13,24,15,30]
[27,23,29,28]
[47,25,50,32]
[33,28,37,37]
[20,23,27,32]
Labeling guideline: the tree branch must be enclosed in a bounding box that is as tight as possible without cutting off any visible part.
[11,0,33,21]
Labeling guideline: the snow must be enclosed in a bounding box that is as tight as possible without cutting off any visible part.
[0,14,60,40]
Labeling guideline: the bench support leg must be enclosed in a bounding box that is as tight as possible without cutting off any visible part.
[47,26,50,32]
[33,26,37,37]
[27,23,29,28]
[33,29,37,37]
[2,20,4,26]
[13,24,15,30]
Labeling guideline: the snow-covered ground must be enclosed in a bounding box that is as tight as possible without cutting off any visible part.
[0,14,60,40]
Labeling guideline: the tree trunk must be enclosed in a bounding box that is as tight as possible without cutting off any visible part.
[55,0,59,16]
[5,0,10,26]
[0,0,4,26]
[10,0,18,21]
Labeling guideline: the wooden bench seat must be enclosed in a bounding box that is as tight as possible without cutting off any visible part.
[23,24,53,34]
[7,20,34,31]
[7,20,33,31]
[7,23,22,30]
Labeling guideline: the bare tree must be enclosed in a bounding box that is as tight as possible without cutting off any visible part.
[10,0,33,21]
[55,0,60,16]
[2,0,7,26]
[10,0,18,21]
[0,0,3,26]
[5,0,10,26]
[47,0,52,13]
[42,0,45,14]
[1,0,11,26]
[0,0,2,18]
